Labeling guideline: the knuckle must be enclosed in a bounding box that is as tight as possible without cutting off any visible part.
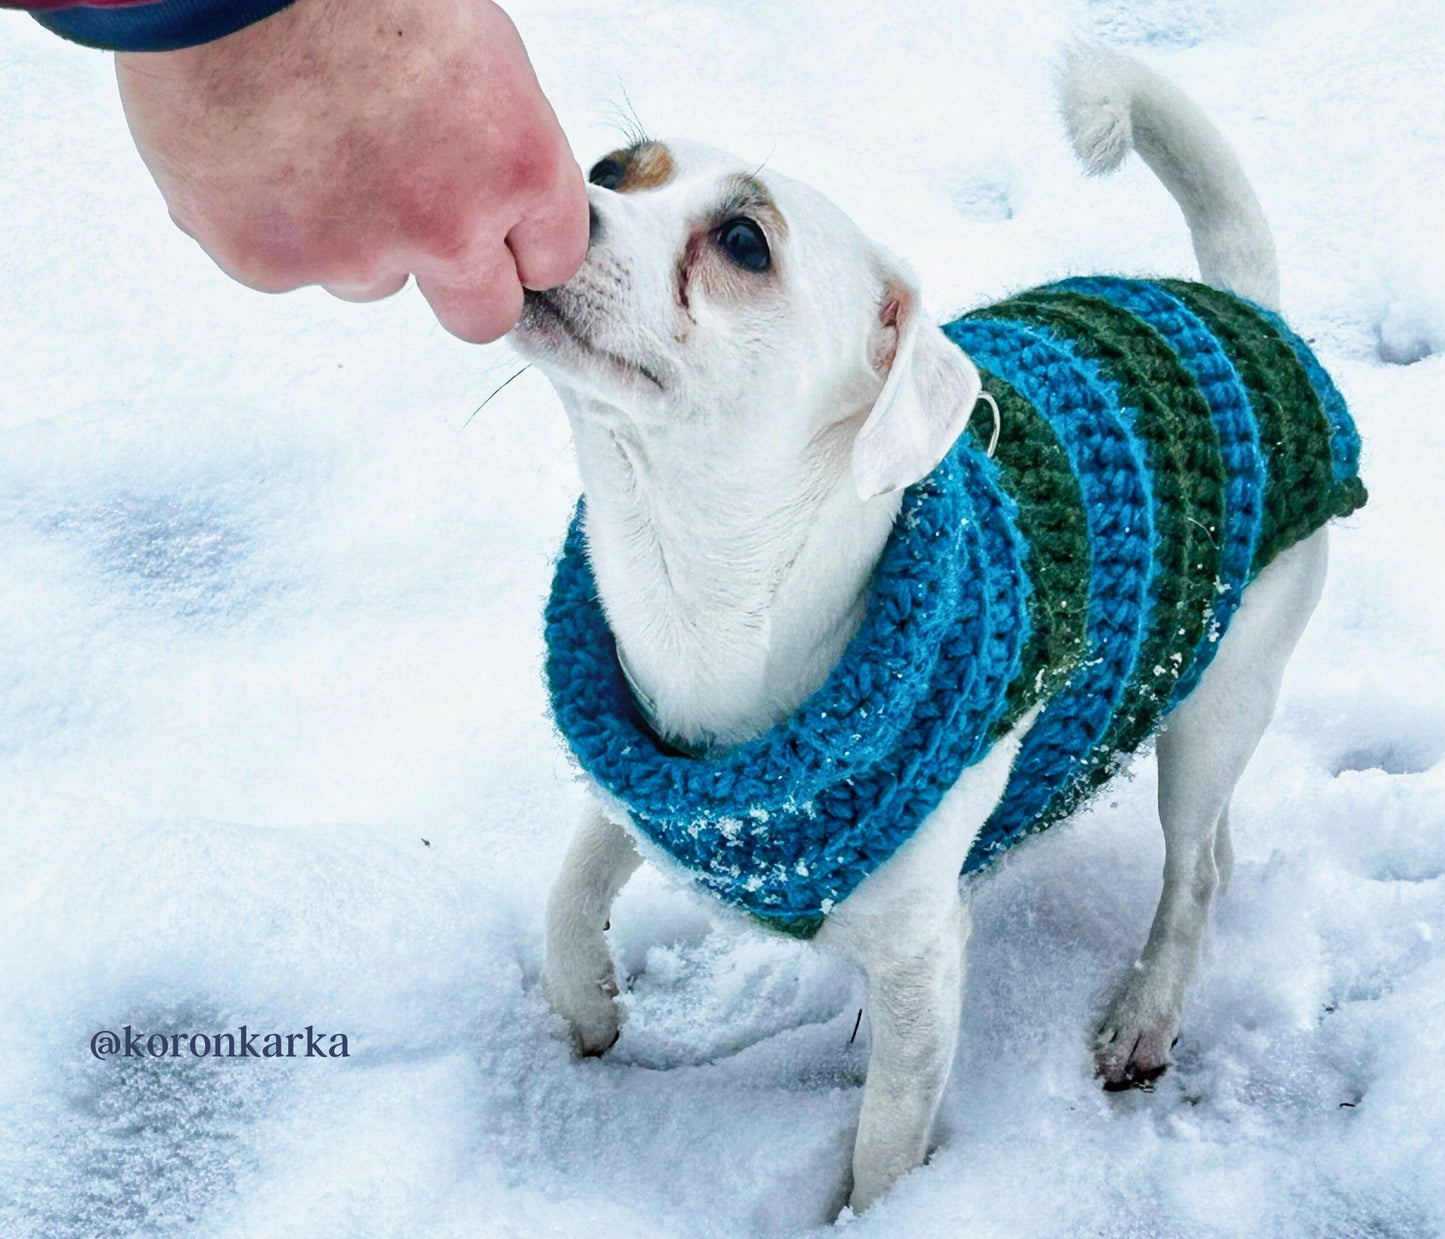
[398,193,487,269]
[507,149,553,198]
[424,224,484,269]
[498,126,575,206]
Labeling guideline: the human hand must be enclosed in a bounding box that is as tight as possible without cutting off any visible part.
[115,0,588,342]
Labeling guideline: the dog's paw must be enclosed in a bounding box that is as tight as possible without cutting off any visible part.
[545,970,623,1057]
[1093,994,1182,1091]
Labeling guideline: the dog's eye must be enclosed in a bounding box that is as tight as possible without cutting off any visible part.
[588,157,625,190]
[715,218,771,273]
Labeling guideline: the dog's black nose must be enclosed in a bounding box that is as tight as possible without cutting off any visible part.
[588,202,604,245]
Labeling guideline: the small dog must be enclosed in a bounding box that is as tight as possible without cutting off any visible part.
[513,47,1355,1213]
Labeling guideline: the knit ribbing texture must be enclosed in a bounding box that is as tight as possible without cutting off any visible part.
[544,278,1367,934]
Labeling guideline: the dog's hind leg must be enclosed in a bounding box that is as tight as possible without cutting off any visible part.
[1213,805,1234,896]
[544,807,641,1056]
[1094,528,1328,1089]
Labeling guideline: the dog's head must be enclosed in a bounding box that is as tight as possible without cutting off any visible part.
[511,139,982,500]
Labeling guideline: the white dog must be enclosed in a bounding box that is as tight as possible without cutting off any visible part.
[513,48,1337,1213]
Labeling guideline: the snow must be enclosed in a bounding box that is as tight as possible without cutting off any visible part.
[1,0,1442,1234]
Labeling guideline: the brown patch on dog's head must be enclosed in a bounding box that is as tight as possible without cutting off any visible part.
[588,141,676,194]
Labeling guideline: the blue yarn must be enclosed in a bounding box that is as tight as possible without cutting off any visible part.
[546,442,1030,935]
[544,278,1364,936]
[1057,277,1266,700]
[1259,310,1361,484]
[944,318,1155,868]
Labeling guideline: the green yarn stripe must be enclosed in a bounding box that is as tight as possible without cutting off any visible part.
[980,290,1227,814]
[966,366,1091,735]
[545,274,1369,936]
[1156,280,1348,569]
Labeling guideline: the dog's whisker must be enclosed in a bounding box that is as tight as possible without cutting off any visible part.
[598,112,637,146]
[618,83,648,146]
[599,86,649,150]
[519,55,1367,1214]
[464,363,532,428]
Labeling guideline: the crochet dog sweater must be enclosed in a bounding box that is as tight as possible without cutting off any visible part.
[545,277,1367,937]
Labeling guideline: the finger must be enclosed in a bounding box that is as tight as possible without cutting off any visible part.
[180,216,316,295]
[415,247,525,343]
[187,232,310,294]
[167,208,197,241]
[322,272,411,303]
[507,155,590,290]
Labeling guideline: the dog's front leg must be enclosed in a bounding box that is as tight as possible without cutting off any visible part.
[846,897,969,1214]
[544,807,641,1055]
[823,726,1024,1213]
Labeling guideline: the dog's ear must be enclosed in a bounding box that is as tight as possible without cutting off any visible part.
[851,268,982,500]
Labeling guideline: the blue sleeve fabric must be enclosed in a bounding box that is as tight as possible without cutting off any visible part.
[34,0,298,52]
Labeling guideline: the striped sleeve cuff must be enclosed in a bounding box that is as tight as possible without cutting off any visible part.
[34,0,297,51]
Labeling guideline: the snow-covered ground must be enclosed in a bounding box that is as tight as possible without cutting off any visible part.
[2,0,1442,1234]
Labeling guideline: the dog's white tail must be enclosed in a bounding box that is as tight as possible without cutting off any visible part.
[1060,44,1280,310]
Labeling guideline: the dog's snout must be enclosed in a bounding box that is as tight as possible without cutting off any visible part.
[588,202,604,246]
